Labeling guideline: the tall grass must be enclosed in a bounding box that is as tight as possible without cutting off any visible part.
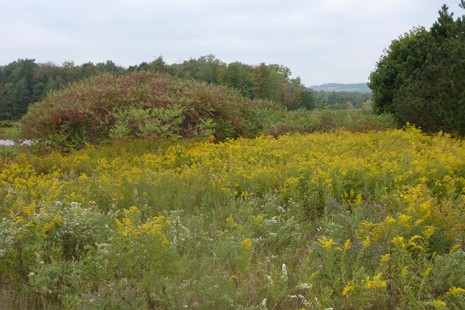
[256,108,397,136]
[0,121,21,140]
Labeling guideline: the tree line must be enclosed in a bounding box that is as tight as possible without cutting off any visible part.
[0,56,316,121]
[129,54,314,110]
[0,60,124,120]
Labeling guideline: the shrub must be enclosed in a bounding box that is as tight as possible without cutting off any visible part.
[21,72,271,149]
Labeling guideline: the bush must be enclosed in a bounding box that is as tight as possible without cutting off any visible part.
[21,72,272,150]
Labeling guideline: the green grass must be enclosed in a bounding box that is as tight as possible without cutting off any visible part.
[0,121,21,139]
[256,108,397,136]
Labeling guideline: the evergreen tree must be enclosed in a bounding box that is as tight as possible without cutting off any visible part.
[369,2,465,134]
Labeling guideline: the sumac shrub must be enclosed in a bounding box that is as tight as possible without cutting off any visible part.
[21,72,271,149]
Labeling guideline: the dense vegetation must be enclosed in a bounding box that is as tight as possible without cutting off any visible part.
[21,72,275,150]
[2,128,465,309]
[0,56,316,121]
[369,1,465,135]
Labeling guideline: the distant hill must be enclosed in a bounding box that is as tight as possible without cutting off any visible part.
[310,83,371,93]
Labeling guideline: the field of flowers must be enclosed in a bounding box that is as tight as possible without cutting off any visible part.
[1,127,465,309]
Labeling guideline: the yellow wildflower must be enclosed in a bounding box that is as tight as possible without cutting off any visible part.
[318,237,335,250]
[446,286,465,297]
[391,235,405,247]
[114,218,124,230]
[431,300,446,309]
[365,274,387,289]
[422,267,432,278]
[342,283,354,296]
[408,235,424,250]
[399,214,411,225]
[363,236,371,248]
[450,244,461,254]
[384,215,395,224]
[343,239,351,251]
[241,238,252,250]
[402,266,409,278]
[161,235,170,246]
[380,253,390,264]
[423,225,436,239]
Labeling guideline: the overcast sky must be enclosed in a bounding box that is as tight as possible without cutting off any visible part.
[0,0,462,85]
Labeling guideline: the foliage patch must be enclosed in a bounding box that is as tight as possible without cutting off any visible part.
[21,72,271,149]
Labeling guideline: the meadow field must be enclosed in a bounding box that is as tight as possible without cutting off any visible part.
[1,126,465,309]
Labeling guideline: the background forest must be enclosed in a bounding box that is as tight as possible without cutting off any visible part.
[0,56,372,121]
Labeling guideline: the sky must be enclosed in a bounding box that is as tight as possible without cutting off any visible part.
[0,0,462,86]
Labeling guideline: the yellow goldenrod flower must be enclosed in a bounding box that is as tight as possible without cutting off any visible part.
[380,253,390,264]
[409,235,422,242]
[161,235,170,246]
[342,283,354,296]
[399,214,411,225]
[422,267,433,278]
[402,266,409,278]
[384,215,395,224]
[355,193,363,206]
[318,237,335,250]
[241,238,252,250]
[450,244,461,254]
[423,225,436,239]
[343,239,351,251]
[446,286,465,297]
[431,299,446,309]
[391,236,405,247]
[365,273,387,289]
[363,236,371,248]
[114,218,124,230]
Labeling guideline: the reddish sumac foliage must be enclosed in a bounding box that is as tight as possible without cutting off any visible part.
[21,72,273,149]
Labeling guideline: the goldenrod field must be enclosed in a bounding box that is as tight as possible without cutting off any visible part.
[1,128,465,309]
